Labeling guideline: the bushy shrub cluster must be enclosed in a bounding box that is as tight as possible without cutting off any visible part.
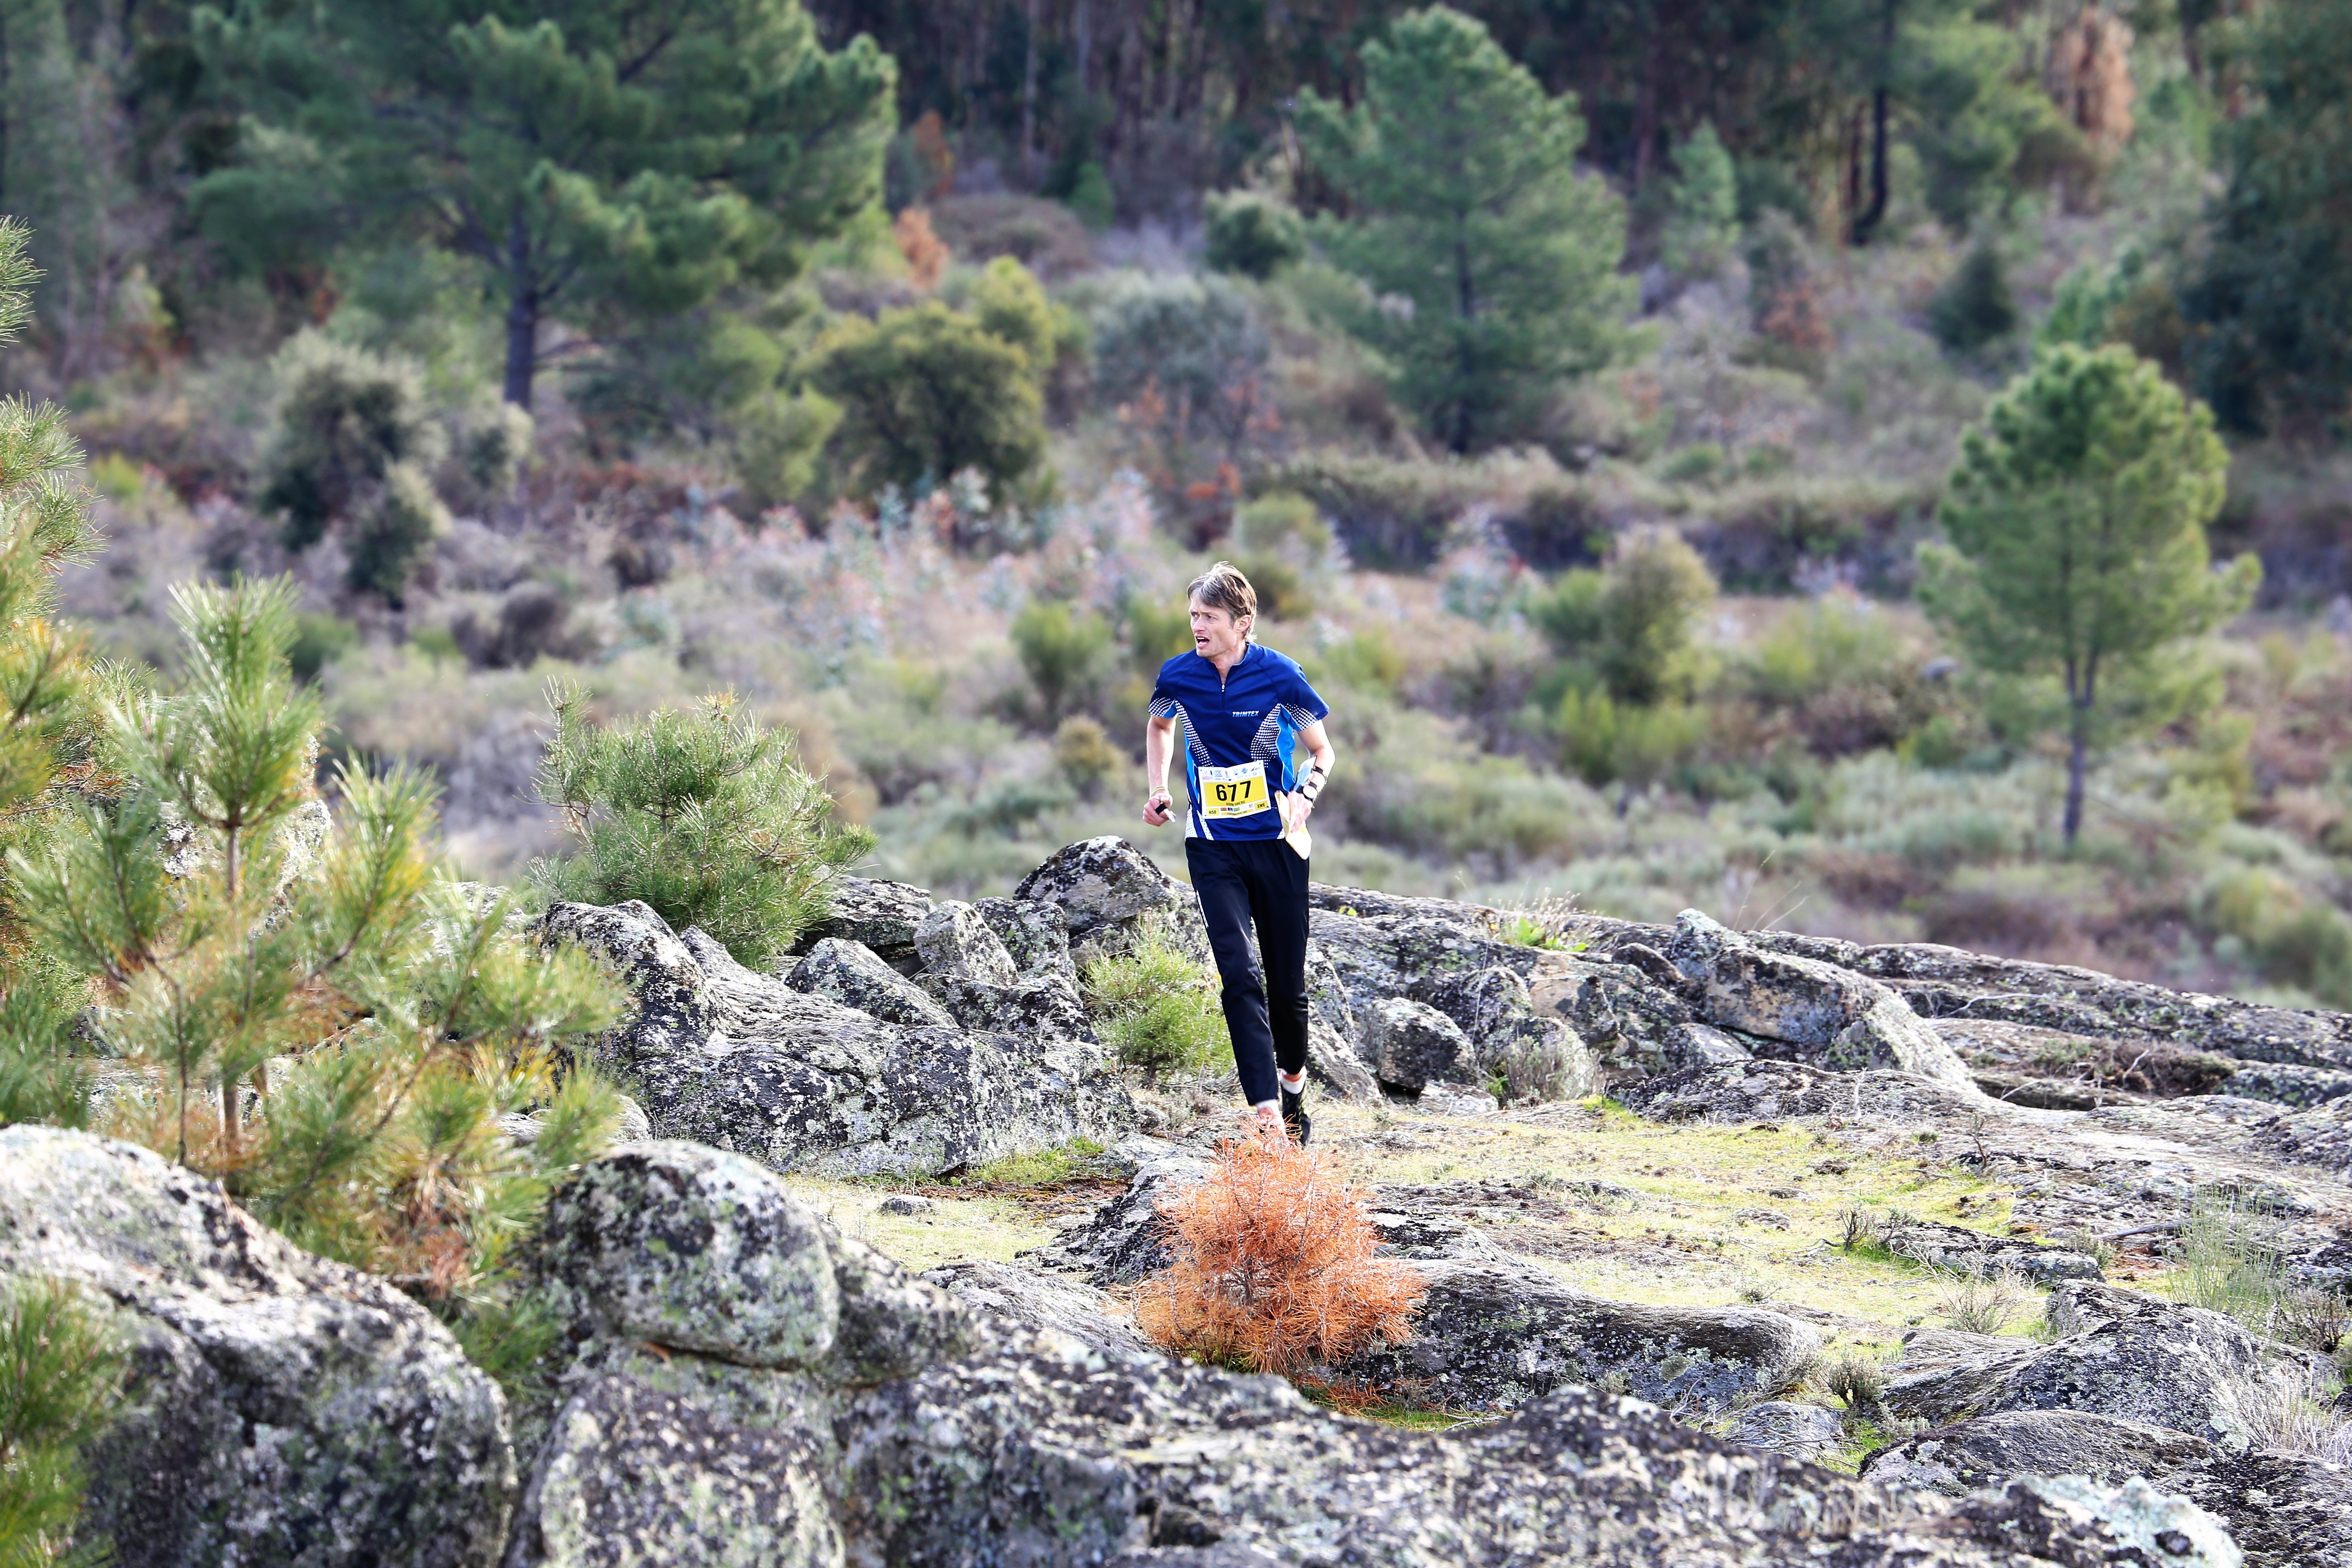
[1080,926,1229,1078]
[532,684,875,968]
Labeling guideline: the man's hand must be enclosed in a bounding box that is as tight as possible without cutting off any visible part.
[1283,790,1316,833]
[1142,789,1173,827]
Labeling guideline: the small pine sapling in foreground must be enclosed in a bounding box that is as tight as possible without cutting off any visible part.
[531,683,875,968]
[0,220,110,1130]
[1137,1136,1425,1377]
[10,578,628,1299]
[0,1280,122,1567]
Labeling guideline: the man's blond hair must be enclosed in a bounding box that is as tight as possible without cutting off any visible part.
[1187,561,1258,635]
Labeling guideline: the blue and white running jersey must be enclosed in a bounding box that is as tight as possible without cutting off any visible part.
[1148,643,1329,839]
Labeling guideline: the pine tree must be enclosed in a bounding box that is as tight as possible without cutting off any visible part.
[192,0,895,408]
[0,1280,122,1568]
[1295,7,1632,454]
[11,578,628,1292]
[1918,345,2260,846]
[532,685,874,968]
[0,219,107,1132]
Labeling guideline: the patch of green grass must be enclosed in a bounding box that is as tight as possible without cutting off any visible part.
[959,1136,1109,1188]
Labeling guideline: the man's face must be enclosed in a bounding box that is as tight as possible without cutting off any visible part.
[1190,598,1249,660]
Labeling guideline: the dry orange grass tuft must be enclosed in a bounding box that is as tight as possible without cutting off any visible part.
[1136,1134,1426,1376]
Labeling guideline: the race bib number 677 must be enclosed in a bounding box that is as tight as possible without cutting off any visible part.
[1197,760,1271,818]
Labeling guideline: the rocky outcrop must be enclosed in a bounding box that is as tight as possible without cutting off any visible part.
[1881,1283,2284,1454]
[506,1139,2237,1568]
[1621,1057,1986,1124]
[545,900,1133,1177]
[1329,1259,1824,1413]
[1727,1399,1849,1464]
[0,1126,513,1568]
[1669,910,1975,1085]
[1361,994,1473,1090]
[792,874,933,971]
[1013,835,1206,956]
[1864,1410,2352,1568]
[781,937,956,1029]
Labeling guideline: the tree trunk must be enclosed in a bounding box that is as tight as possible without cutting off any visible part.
[1851,0,1896,244]
[1451,229,1476,454]
[1021,0,1038,184]
[502,212,536,408]
[2064,700,2089,847]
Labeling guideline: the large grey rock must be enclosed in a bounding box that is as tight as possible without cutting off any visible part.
[921,1260,1156,1360]
[504,1375,841,1568]
[531,1141,845,1369]
[1621,1057,1988,1125]
[1865,1409,2220,1495]
[910,900,1020,986]
[922,970,1094,1038]
[1307,906,1541,1019]
[1306,1014,1381,1100]
[1421,963,1599,1101]
[1877,1215,2106,1284]
[1668,910,1976,1085]
[1882,1283,2283,1453]
[781,937,956,1030]
[1361,995,1473,1091]
[545,901,1133,1176]
[972,896,1078,983]
[1328,1259,1823,1414]
[0,1126,513,1568]
[793,875,933,970]
[1726,1400,1848,1464]
[1014,835,1185,939]
[532,1142,975,1384]
[1865,1409,2352,1568]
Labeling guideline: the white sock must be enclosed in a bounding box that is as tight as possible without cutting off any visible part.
[1277,1069,1305,1095]
[1250,1098,1280,1114]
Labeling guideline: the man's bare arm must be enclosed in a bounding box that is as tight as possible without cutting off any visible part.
[1288,720,1337,827]
[1142,714,1176,826]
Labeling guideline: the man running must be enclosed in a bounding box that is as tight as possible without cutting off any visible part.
[1142,562,1337,1145]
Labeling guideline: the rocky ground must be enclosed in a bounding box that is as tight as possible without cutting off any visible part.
[12,834,2352,1565]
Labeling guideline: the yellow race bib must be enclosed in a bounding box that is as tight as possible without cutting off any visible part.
[1197,760,1271,819]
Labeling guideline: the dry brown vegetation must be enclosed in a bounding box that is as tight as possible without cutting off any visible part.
[1137,1136,1426,1375]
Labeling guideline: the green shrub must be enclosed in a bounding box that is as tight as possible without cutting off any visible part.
[1530,527,1717,706]
[1053,715,1121,800]
[1928,245,2019,353]
[808,299,1047,501]
[732,391,842,515]
[531,684,876,967]
[0,1280,123,1567]
[1083,931,1229,1078]
[257,331,451,603]
[1204,190,1307,279]
[1555,688,1707,790]
[1011,602,1114,727]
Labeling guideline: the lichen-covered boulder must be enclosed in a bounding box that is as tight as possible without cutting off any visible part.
[0,1126,513,1568]
[1877,1215,2105,1284]
[1328,1259,1823,1413]
[1361,995,1473,1090]
[921,1260,1156,1360]
[1307,1015,1381,1099]
[910,900,1020,986]
[1883,1283,2281,1453]
[531,1142,843,1368]
[1864,1409,2219,1496]
[1014,835,1185,939]
[1866,1411,2348,1568]
[923,971,1094,1039]
[1668,910,1975,1085]
[973,896,1078,983]
[793,875,934,970]
[781,937,956,1030]
[1622,1057,1987,1125]
[545,901,1134,1177]
[1725,1400,1847,1464]
[1307,907,1540,1020]
[505,1375,841,1568]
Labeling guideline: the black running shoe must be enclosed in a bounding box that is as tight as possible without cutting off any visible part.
[1280,1084,1311,1146]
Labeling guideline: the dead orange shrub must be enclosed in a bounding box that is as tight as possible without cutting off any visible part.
[1136,1135,1426,1375]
